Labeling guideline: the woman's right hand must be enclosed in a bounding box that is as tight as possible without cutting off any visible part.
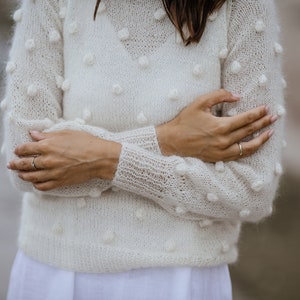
[156,89,278,162]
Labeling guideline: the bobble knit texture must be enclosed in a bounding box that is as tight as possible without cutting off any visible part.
[2,0,285,273]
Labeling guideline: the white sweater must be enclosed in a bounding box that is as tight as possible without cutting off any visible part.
[2,0,285,273]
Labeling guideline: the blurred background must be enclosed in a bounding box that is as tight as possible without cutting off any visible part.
[0,0,299,299]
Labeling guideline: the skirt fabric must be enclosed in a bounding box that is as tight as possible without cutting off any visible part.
[7,251,232,300]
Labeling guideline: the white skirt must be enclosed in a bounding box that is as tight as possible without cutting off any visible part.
[7,251,232,300]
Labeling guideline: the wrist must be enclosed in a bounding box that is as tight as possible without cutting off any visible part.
[93,139,122,180]
[156,124,176,156]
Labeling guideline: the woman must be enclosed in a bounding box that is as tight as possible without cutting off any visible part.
[3,0,285,299]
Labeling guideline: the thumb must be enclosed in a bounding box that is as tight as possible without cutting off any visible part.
[194,89,240,110]
[29,130,48,141]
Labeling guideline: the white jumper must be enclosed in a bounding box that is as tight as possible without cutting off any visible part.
[2,0,285,273]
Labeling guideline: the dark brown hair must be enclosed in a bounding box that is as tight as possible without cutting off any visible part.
[94,0,227,45]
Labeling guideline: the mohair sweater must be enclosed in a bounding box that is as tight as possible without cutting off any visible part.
[2,0,285,273]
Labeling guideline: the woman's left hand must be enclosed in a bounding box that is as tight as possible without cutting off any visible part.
[7,130,121,191]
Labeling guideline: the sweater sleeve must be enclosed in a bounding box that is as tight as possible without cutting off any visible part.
[112,0,285,223]
[2,0,160,196]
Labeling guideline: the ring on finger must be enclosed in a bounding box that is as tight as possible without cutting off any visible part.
[237,142,243,156]
[31,156,39,170]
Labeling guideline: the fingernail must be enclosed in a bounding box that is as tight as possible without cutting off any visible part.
[7,163,11,169]
[268,129,275,137]
[271,115,278,123]
[232,93,241,98]
[265,105,270,114]
[30,130,40,135]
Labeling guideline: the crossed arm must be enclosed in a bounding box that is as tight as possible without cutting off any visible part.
[4,0,285,223]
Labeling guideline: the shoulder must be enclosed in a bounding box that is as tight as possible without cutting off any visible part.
[230,0,277,20]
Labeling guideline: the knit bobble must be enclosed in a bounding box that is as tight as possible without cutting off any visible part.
[138,56,150,69]
[97,3,106,14]
[8,112,15,124]
[154,8,166,21]
[258,74,268,87]
[13,9,22,22]
[89,188,102,198]
[274,43,283,55]
[192,64,204,77]
[175,33,183,45]
[1,143,6,155]
[103,230,115,244]
[175,163,188,176]
[49,30,61,43]
[282,140,287,148]
[221,242,230,253]
[165,239,176,252]
[83,108,92,121]
[27,84,38,97]
[118,28,130,41]
[61,79,71,91]
[25,39,35,52]
[175,206,187,215]
[208,11,218,22]
[199,219,213,228]
[69,22,79,35]
[0,98,8,111]
[43,118,55,128]
[281,78,287,89]
[230,61,241,74]
[135,208,146,221]
[239,209,250,218]
[52,223,64,235]
[168,89,179,101]
[268,206,273,216]
[77,198,87,209]
[251,180,264,192]
[59,7,67,19]
[255,20,266,33]
[277,104,286,117]
[219,48,228,59]
[226,108,237,117]
[55,75,64,89]
[275,163,283,176]
[6,61,16,74]
[215,161,225,173]
[83,53,95,66]
[207,193,219,202]
[75,118,85,125]
[136,112,148,125]
[112,84,123,95]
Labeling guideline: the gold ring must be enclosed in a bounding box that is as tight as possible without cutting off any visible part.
[237,142,243,156]
[31,156,38,170]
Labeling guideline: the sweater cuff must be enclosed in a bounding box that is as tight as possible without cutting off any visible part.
[112,142,178,208]
[114,126,162,154]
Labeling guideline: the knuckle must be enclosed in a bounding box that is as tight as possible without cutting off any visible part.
[20,160,27,168]
[246,112,256,123]
[215,121,228,134]
[246,124,256,136]
[216,136,228,148]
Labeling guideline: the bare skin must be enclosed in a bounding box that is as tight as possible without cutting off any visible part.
[7,89,278,191]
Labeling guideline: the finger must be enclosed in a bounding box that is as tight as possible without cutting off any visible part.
[33,181,58,191]
[226,105,269,131]
[14,142,41,157]
[8,157,37,171]
[18,170,54,183]
[223,129,274,161]
[29,130,48,141]
[228,114,278,145]
[193,89,240,110]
